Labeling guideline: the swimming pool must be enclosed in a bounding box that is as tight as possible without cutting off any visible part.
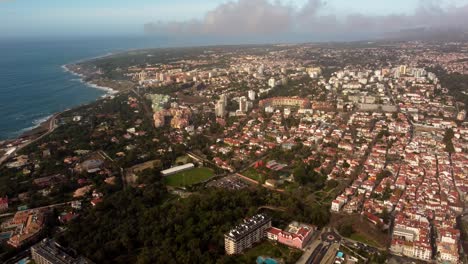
[0,232,12,240]
[256,256,279,264]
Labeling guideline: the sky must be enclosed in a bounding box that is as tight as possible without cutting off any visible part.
[1,0,468,41]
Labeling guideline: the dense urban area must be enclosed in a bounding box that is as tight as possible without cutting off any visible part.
[0,41,467,264]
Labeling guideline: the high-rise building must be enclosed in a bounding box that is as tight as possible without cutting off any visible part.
[247,101,253,111]
[220,94,228,107]
[136,71,147,81]
[258,65,264,75]
[239,97,248,112]
[399,65,407,75]
[31,239,92,264]
[215,100,226,117]
[248,90,256,101]
[225,214,272,255]
[413,68,425,78]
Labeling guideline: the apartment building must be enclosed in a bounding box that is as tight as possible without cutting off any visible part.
[224,214,272,255]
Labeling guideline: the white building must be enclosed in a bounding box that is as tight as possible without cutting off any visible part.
[265,106,275,113]
[225,214,271,255]
[239,97,248,113]
[258,65,264,75]
[220,94,227,106]
[215,100,226,117]
[399,65,407,75]
[161,163,195,176]
[268,78,276,88]
[331,200,344,212]
[457,110,466,121]
[248,90,256,101]
[413,245,431,261]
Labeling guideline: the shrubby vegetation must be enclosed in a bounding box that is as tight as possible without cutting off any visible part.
[429,66,468,111]
[57,172,329,264]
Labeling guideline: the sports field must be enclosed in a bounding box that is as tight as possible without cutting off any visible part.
[164,167,214,187]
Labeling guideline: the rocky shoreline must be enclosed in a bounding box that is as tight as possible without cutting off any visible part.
[1,54,135,146]
[62,64,118,95]
[1,62,120,144]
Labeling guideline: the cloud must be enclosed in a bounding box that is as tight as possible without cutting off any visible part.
[145,0,294,36]
[144,0,468,40]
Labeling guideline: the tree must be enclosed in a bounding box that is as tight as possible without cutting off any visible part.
[381,208,390,224]
[293,164,307,185]
[376,170,392,182]
[339,224,354,237]
[309,204,330,227]
[370,251,389,264]
[444,128,454,142]
[343,160,350,169]
[443,128,455,153]
[326,179,339,189]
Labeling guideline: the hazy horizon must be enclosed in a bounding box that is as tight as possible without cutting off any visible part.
[2,0,468,42]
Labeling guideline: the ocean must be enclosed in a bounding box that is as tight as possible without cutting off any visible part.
[0,36,170,140]
[0,35,284,140]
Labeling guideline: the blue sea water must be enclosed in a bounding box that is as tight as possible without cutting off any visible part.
[0,36,170,140]
[0,35,290,140]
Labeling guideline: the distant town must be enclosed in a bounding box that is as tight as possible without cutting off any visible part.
[0,41,467,264]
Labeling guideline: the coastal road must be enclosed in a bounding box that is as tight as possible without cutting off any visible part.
[0,152,12,167]
[0,112,60,166]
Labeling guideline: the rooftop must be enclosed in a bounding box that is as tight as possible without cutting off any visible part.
[32,238,92,264]
[226,214,271,241]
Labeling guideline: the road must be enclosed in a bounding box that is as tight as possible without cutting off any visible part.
[0,212,15,218]
[2,202,73,219]
[319,243,340,264]
[97,150,126,190]
[257,206,287,212]
[296,240,321,264]
[296,228,380,264]
[187,152,216,167]
[4,248,30,264]
[131,88,155,128]
[0,112,60,166]
[306,243,329,264]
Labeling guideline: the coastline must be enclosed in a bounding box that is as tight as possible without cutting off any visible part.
[2,45,143,155]
[1,57,120,142]
[0,112,62,166]
[61,64,118,95]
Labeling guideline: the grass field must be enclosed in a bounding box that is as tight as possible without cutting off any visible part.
[164,167,214,187]
[243,167,263,182]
